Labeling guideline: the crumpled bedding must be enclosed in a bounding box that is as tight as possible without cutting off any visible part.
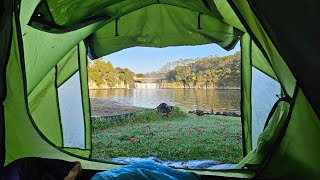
[91,161,199,180]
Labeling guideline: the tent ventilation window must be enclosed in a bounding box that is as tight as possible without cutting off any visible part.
[251,67,281,148]
[58,72,85,149]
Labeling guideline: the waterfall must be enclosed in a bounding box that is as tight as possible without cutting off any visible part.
[134,83,160,89]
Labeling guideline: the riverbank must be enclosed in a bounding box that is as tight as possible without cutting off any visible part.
[90,98,144,117]
[89,86,240,90]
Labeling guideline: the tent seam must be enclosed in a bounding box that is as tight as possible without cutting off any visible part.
[55,65,64,147]
[77,44,88,151]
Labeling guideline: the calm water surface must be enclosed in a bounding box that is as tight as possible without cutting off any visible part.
[90,89,240,112]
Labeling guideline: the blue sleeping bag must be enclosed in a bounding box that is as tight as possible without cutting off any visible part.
[91,161,200,180]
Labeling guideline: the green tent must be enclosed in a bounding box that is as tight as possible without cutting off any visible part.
[1,0,319,179]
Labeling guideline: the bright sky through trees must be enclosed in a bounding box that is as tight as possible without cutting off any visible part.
[103,43,240,74]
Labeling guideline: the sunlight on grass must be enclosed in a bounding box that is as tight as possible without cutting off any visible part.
[91,110,242,164]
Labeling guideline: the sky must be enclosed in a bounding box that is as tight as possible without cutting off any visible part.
[103,42,240,74]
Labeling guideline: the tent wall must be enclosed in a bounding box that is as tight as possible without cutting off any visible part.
[27,41,91,157]
[4,8,118,170]
[230,0,320,179]
[0,0,15,168]
[258,89,320,179]
[229,1,296,97]
[249,0,320,118]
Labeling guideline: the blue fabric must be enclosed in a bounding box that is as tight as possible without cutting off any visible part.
[91,161,200,180]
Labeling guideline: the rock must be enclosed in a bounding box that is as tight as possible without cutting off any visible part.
[222,112,231,116]
[195,110,204,116]
[155,103,173,116]
[231,112,241,117]
[188,110,195,114]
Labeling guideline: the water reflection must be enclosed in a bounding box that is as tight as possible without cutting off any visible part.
[90,89,240,112]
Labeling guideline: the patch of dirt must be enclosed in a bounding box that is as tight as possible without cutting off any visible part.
[90,98,145,117]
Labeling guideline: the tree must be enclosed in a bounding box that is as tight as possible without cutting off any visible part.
[116,67,135,85]
[163,51,241,88]
[88,58,120,87]
[135,73,145,78]
[174,66,192,87]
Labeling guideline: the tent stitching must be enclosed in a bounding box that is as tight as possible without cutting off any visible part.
[54,65,64,147]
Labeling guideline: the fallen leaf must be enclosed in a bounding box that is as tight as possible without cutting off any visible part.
[130,138,136,143]
[223,147,229,152]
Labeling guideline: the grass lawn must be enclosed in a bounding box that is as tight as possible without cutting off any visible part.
[91,109,243,164]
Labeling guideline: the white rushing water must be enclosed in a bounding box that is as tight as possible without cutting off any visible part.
[134,83,160,89]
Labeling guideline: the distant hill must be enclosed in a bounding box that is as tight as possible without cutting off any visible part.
[161,52,241,88]
[158,57,211,74]
[88,52,241,89]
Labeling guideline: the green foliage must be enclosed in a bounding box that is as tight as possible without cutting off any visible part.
[116,67,135,85]
[88,51,240,88]
[134,110,161,123]
[88,58,135,87]
[162,51,241,88]
[169,107,188,118]
[135,73,146,78]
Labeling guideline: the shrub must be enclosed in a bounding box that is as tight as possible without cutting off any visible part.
[169,107,188,118]
[134,110,161,123]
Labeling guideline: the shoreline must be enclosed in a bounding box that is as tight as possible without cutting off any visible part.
[90,97,241,118]
[89,87,241,90]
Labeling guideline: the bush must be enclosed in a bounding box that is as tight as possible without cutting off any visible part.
[168,107,188,118]
[134,110,161,123]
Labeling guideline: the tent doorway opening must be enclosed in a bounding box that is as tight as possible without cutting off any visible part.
[87,43,244,169]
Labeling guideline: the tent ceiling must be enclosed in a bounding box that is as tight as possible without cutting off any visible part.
[32,0,223,27]
[28,0,243,57]
[87,4,242,57]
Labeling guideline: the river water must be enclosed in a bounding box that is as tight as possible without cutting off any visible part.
[89,89,240,112]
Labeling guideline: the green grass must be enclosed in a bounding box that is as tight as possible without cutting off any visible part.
[91,109,242,163]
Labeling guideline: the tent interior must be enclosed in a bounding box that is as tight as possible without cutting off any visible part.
[1,0,320,179]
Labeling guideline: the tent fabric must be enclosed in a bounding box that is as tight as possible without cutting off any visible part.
[248,0,320,118]
[229,1,296,97]
[27,41,91,156]
[1,0,320,179]
[87,4,241,57]
[240,33,252,155]
[0,0,14,168]
[30,0,228,31]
